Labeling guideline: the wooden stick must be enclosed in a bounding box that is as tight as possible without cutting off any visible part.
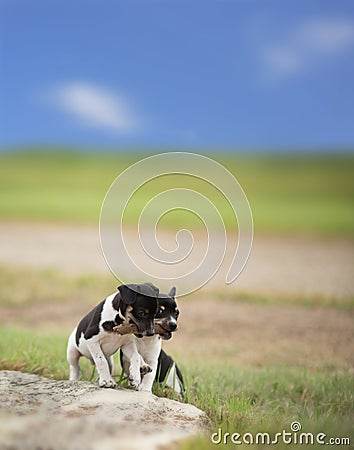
[112,323,137,335]
[113,322,167,336]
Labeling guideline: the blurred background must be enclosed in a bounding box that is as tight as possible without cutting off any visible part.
[0,0,353,447]
[1,0,354,150]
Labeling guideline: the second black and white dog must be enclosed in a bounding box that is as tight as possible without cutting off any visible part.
[120,287,184,393]
[156,349,184,394]
[67,282,159,388]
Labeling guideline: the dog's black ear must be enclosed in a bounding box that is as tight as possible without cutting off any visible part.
[168,286,176,298]
[144,282,159,297]
[118,284,137,305]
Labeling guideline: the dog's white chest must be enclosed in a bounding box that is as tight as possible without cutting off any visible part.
[99,333,129,357]
[136,335,161,360]
[77,332,130,359]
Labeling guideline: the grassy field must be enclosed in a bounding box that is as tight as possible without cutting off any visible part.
[0,149,353,448]
[0,266,353,448]
[1,326,353,449]
[0,150,353,234]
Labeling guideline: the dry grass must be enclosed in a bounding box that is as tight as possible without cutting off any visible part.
[0,266,353,372]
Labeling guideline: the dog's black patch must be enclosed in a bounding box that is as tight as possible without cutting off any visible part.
[119,282,159,303]
[75,300,105,345]
[156,349,184,390]
[101,321,115,332]
[156,349,173,382]
[112,292,121,311]
[101,313,124,332]
[115,314,124,325]
[119,349,124,368]
[175,363,184,389]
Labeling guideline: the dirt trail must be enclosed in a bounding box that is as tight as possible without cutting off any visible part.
[2,294,352,371]
[1,222,353,299]
[1,222,353,371]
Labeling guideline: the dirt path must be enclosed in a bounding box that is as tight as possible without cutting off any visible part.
[173,297,354,370]
[1,294,352,371]
[1,222,353,372]
[0,222,353,299]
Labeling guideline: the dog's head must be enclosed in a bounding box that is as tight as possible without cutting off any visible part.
[156,287,179,340]
[118,282,159,337]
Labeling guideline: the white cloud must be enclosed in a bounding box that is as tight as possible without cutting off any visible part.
[300,19,354,52]
[263,47,303,76]
[47,82,138,132]
[261,18,354,78]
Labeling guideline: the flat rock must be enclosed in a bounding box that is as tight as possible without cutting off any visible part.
[0,370,210,450]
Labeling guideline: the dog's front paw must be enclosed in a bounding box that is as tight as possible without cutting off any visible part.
[138,384,152,392]
[99,377,116,388]
[128,366,141,389]
[129,375,141,389]
[140,364,152,376]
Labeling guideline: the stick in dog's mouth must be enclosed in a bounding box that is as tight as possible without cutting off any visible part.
[113,320,177,337]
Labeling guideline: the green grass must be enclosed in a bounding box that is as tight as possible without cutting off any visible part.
[0,327,352,449]
[0,266,353,448]
[0,264,114,307]
[182,365,353,449]
[0,328,70,379]
[216,290,354,311]
[0,150,353,234]
[0,264,352,310]
[1,149,353,447]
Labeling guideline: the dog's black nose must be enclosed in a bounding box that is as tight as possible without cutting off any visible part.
[168,321,177,331]
[145,330,155,337]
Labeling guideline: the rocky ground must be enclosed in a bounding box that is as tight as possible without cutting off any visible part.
[0,370,209,450]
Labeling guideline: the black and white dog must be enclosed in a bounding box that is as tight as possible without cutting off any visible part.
[156,349,184,394]
[120,287,184,393]
[67,282,159,388]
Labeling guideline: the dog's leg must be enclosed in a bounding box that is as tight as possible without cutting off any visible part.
[67,346,81,381]
[138,347,159,392]
[120,350,130,377]
[121,342,142,389]
[86,340,116,388]
[138,361,157,392]
[140,354,153,376]
[67,331,81,381]
[106,355,114,375]
[165,363,182,394]
[121,352,151,377]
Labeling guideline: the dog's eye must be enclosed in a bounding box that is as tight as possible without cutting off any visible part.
[137,309,147,318]
[157,308,163,315]
[175,309,179,317]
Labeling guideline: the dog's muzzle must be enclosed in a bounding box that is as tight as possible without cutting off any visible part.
[128,318,155,338]
[158,318,178,340]
[167,320,177,331]
[142,329,155,337]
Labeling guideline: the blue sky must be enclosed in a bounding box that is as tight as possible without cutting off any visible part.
[1,0,354,150]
